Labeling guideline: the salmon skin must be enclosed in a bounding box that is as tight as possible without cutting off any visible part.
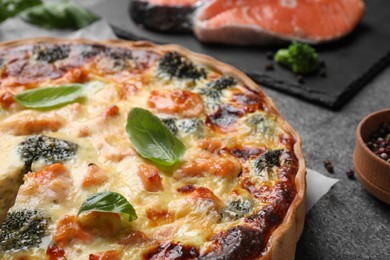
[130,0,204,33]
[194,0,365,45]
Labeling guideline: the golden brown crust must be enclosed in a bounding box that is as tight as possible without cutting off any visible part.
[0,37,306,259]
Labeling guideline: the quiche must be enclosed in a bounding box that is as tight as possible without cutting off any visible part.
[0,38,305,259]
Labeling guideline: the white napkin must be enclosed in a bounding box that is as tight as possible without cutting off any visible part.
[306,169,338,213]
[0,18,339,213]
[0,18,116,41]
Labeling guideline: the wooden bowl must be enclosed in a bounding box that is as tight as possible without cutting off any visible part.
[353,108,390,204]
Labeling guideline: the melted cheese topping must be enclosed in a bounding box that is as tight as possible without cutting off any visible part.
[0,43,297,259]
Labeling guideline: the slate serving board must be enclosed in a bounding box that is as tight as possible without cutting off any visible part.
[88,0,390,110]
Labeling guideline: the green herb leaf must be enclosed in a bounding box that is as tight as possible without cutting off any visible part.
[77,191,137,222]
[13,84,83,109]
[20,0,99,29]
[0,0,42,23]
[126,108,186,166]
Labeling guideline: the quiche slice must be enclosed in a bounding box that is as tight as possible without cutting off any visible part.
[0,38,305,259]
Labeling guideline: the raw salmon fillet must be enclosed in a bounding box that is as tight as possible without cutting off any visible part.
[194,0,365,45]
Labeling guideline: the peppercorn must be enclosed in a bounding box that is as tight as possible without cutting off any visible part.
[324,160,331,166]
[365,122,390,163]
[324,160,334,173]
[377,147,385,154]
[380,153,388,160]
[266,51,274,60]
[265,63,274,71]
[346,169,354,179]
[296,75,305,84]
[319,68,327,77]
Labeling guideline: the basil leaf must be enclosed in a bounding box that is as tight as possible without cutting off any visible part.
[77,191,137,222]
[20,0,99,29]
[13,84,83,109]
[0,0,42,23]
[126,108,186,166]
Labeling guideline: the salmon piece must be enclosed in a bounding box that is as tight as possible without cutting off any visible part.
[0,112,64,136]
[177,187,223,217]
[81,164,108,188]
[116,81,139,100]
[138,164,164,192]
[52,67,90,85]
[189,186,223,210]
[24,163,68,184]
[103,105,120,119]
[46,244,66,260]
[19,163,72,202]
[53,215,93,247]
[119,230,150,246]
[78,126,90,137]
[147,89,204,118]
[194,0,365,45]
[77,212,122,238]
[198,138,222,153]
[95,136,134,162]
[145,208,174,227]
[0,91,15,108]
[89,250,122,260]
[175,149,241,178]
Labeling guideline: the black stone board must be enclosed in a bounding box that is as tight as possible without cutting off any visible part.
[88,0,390,110]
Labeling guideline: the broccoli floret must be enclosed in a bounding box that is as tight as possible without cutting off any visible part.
[177,119,203,134]
[210,76,237,91]
[0,210,49,251]
[252,150,282,176]
[245,114,277,138]
[162,118,179,135]
[221,198,253,221]
[196,76,237,110]
[161,118,204,136]
[208,104,243,129]
[18,135,78,172]
[34,44,71,63]
[79,44,105,59]
[105,47,132,60]
[104,47,133,70]
[158,51,207,79]
[274,41,320,74]
[198,76,236,100]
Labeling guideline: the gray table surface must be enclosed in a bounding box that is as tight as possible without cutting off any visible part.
[263,68,390,259]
